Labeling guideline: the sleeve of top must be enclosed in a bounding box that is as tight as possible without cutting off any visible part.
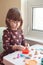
[21,30,25,46]
[2,30,13,52]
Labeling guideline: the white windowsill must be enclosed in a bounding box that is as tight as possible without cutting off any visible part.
[25,37,43,43]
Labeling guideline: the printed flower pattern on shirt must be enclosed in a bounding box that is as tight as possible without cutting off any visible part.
[2,28,25,52]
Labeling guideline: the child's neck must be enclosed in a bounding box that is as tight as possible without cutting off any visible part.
[11,27,17,30]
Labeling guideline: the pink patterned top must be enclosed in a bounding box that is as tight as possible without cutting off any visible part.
[2,28,25,53]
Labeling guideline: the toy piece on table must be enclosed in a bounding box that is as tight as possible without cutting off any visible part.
[40,51,43,54]
[13,54,20,59]
[25,43,30,49]
[13,57,16,59]
[20,53,30,59]
[41,58,43,65]
[41,58,43,62]
[34,50,38,55]
[20,54,25,57]
[23,59,25,62]
[25,56,30,59]
[22,48,29,54]
[41,62,43,65]
[25,59,37,65]
[38,57,41,59]
[29,54,32,57]
[17,53,20,58]
[34,56,37,58]
[31,48,34,51]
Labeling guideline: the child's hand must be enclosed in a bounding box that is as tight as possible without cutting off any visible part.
[25,43,30,49]
[17,45,25,51]
[12,44,18,50]
[12,44,25,51]
[25,43,28,47]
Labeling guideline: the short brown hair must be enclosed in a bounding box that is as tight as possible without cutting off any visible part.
[5,8,23,28]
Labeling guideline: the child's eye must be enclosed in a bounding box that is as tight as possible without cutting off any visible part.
[15,21,20,23]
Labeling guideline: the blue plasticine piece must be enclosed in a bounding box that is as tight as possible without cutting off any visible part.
[20,54,25,57]
[20,54,30,59]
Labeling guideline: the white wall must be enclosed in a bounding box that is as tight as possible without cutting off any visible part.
[21,0,43,43]
[21,0,28,35]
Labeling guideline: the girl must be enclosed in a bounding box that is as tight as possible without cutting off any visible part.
[0,8,28,65]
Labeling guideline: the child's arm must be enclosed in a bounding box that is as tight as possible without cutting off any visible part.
[12,44,25,51]
[2,30,25,51]
[21,30,26,46]
[21,30,29,48]
[2,30,14,52]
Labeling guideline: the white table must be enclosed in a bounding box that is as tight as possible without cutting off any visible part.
[3,44,43,65]
[3,51,25,65]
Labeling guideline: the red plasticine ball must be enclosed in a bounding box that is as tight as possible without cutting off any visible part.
[22,48,29,54]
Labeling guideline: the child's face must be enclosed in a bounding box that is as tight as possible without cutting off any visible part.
[9,20,21,30]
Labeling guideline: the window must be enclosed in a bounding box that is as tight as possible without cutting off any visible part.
[32,8,43,31]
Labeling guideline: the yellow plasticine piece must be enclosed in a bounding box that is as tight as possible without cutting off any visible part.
[25,59,37,65]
